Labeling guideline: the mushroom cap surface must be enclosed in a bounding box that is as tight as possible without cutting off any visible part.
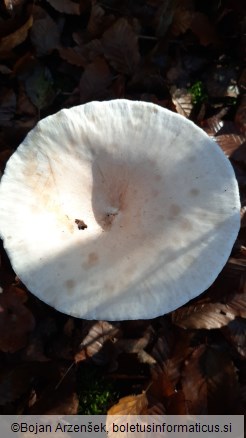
[0,100,240,320]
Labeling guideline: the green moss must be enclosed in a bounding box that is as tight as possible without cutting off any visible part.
[189,81,208,104]
[78,367,118,415]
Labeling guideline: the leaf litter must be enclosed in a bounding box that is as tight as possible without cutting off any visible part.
[0,0,245,416]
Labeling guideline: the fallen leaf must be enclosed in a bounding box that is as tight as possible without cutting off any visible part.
[30,6,60,56]
[215,135,246,158]
[201,108,229,136]
[172,301,235,330]
[155,0,175,37]
[79,320,120,365]
[222,318,246,358]
[0,286,35,353]
[46,0,80,15]
[0,15,33,54]
[182,345,239,414]
[28,363,79,414]
[171,88,193,118]
[171,7,193,36]
[79,57,113,103]
[107,391,148,415]
[58,39,103,67]
[102,18,140,75]
[25,64,56,110]
[190,12,219,46]
[166,391,188,414]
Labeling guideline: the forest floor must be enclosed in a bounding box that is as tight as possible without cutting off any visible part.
[0,0,246,415]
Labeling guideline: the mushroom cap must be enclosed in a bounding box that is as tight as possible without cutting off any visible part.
[0,100,240,320]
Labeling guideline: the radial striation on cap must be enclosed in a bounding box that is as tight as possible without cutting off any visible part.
[0,100,241,320]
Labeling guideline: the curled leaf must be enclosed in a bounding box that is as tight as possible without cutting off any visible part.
[0,15,33,54]
[102,18,140,75]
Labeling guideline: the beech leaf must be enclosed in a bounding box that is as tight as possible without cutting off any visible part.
[0,15,33,54]
[107,392,148,415]
[30,6,60,56]
[102,18,140,75]
[171,88,193,118]
[172,301,235,330]
[46,0,80,15]
[222,318,246,358]
[79,320,120,364]
[182,345,239,414]
[79,57,113,103]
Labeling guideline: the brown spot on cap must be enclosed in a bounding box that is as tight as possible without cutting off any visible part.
[83,252,99,269]
[168,204,181,219]
[65,279,75,290]
[181,218,193,231]
[190,188,200,196]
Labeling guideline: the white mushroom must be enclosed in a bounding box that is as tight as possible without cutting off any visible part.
[0,100,240,320]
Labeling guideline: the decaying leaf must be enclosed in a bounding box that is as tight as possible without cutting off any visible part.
[58,40,103,67]
[171,7,193,36]
[222,318,246,358]
[79,57,113,103]
[25,64,56,110]
[172,301,235,330]
[190,12,219,46]
[78,320,120,365]
[0,15,33,54]
[107,391,148,415]
[215,134,246,158]
[102,18,140,75]
[46,0,80,15]
[30,6,60,56]
[171,88,193,118]
[0,286,35,353]
[182,345,239,414]
[201,108,229,136]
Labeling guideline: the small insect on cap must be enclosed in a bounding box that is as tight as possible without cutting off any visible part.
[0,100,240,320]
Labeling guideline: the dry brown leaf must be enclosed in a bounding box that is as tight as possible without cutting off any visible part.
[102,18,140,75]
[201,108,229,136]
[0,286,35,352]
[215,134,246,158]
[46,0,80,15]
[222,318,246,358]
[172,301,235,330]
[79,57,113,103]
[166,391,188,414]
[172,7,193,36]
[30,6,60,56]
[58,40,103,67]
[171,88,193,118]
[0,15,33,54]
[226,287,246,319]
[2,0,26,15]
[190,12,219,46]
[58,46,87,67]
[108,392,148,415]
[182,345,239,414]
[79,320,120,365]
